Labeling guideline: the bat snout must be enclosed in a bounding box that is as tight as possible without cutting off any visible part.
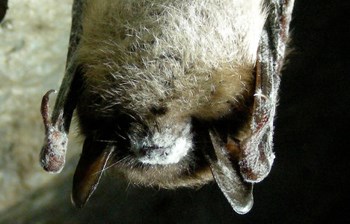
[129,122,193,165]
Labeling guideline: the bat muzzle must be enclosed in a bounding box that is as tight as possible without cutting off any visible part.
[129,122,193,165]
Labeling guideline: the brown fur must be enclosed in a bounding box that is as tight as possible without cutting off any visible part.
[74,0,265,188]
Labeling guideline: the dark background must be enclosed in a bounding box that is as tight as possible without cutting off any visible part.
[1,0,349,223]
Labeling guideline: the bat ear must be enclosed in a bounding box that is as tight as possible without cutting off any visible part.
[71,137,114,208]
[205,129,254,214]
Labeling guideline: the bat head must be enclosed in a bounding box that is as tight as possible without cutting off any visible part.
[40,0,294,214]
[69,0,265,211]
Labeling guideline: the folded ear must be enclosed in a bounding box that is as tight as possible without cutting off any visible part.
[238,0,295,183]
[71,137,114,208]
[204,129,253,215]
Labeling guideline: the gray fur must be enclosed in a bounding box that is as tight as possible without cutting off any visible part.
[38,0,294,214]
[76,0,266,165]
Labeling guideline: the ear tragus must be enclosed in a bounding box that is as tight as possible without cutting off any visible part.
[71,137,114,208]
[203,129,254,214]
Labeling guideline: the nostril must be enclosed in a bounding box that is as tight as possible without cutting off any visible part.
[138,144,166,156]
[141,145,162,152]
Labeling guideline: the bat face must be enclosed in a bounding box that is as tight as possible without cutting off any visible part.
[40,0,294,214]
[74,0,261,185]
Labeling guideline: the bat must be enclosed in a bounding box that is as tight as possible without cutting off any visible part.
[40,0,294,214]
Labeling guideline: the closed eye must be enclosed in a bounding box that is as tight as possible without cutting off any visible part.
[150,106,168,116]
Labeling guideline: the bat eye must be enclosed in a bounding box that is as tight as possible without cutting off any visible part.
[150,106,167,116]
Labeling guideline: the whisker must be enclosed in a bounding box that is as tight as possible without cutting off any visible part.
[115,132,127,140]
[100,155,131,173]
[126,112,137,121]
[95,139,119,143]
